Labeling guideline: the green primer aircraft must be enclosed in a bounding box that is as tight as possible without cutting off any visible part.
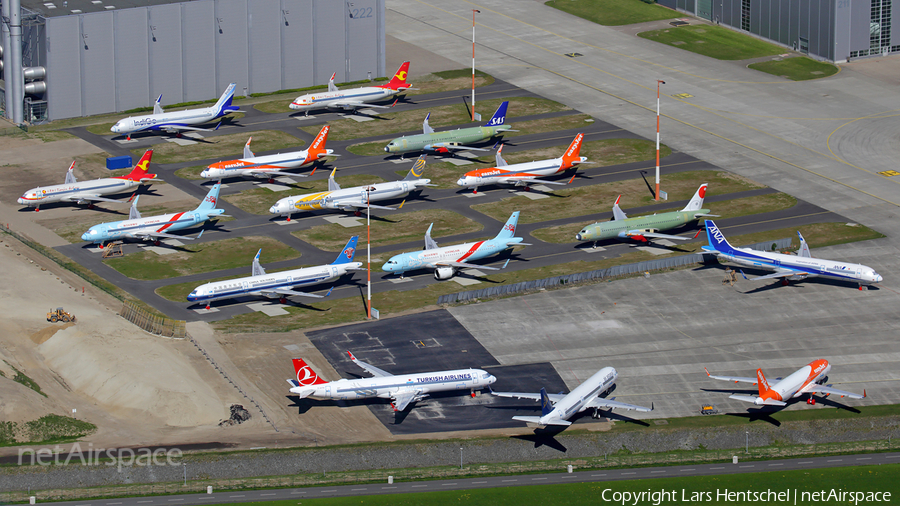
[576,184,716,246]
[384,101,512,155]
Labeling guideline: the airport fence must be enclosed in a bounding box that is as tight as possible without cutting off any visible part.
[118,301,186,339]
[437,238,794,305]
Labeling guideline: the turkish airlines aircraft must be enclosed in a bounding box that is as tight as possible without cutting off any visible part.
[17,150,156,211]
[492,367,652,427]
[201,125,337,182]
[287,352,497,412]
[705,359,866,407]
[289,62,411,114]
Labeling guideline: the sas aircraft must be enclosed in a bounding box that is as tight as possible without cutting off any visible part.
[289,62,412,114]
[187,237,362,309]
[268,156,432,220]
[287,351,497,412]
[492,367,653,427]
[701,219,883,288]
[456,134,588,192]
[705,360,866,407]
[110,83,241,139]
[576,184,714,246]
[201,125,336,182]
[382,212,527,280]
[81,183,225,246]
[17,150,156,211]
[383,101,512,155]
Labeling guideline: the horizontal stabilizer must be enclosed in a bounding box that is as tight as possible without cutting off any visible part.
[728,394,786,406]
[512,416,571,426]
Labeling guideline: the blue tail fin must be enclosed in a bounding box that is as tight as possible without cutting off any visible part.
[196,183,221,211]
[331,236,359,264]
[540,387,553,416]
[494,211,520,239]
[215,83,239,115]
[704,220,735,254]
[483,101,509,127]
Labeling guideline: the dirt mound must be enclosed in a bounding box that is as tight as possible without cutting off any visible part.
[30,323,74,345]
[219,404,251,426]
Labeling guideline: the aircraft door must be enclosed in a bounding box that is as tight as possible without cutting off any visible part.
[402,182,409,193]
[193,212,200,222]
[241,281,249,290]
[331,266,339,278]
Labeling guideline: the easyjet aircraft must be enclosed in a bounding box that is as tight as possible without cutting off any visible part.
[705,359,866,407]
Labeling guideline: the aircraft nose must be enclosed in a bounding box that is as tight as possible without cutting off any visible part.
[16,197,25,205]
[876,274,884,283]
[289,103,299,110]
[456,178,466,186]
[81,231,91,241]
[200,170,210,178]
[384,146,390,152]
[575,233,583,241]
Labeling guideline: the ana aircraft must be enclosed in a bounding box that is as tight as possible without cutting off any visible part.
[701,219,883,288]
[382,212,527,280]
[110,83,241,139]
[576,184,714,246]
[456,134,588,193]
[81,183,225,247]
[383,101,512,155]
[200,125,336,182]
[187,236,362,309]
[287,351,497,412]
[17,150,156,211]
[492,367,653,427]
[705,360,866,407]
[289,62,411,114]
[268,156,432,220]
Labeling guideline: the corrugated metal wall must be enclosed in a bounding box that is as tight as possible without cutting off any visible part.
[45,0,385,120]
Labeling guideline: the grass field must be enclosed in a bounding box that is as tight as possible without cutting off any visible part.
[300,97,571,142]
[748,56,839,80]
[129,130,304,165]
[532,192,797,244]
[292,209,484,251]
[105,236,299,280]
[471,169,762,225]
[222,174,387,215]
[546,0,679,26]
[638,25,784,60]
[198,464,900,506]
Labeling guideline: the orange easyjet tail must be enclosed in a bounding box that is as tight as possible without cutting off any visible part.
[309,125,330,155]
[380,61,411,90]
[117,150,156,182]
[560,133,585,171]
[756,368,771,396]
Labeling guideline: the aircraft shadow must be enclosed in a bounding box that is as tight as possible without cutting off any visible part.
[512,429,568,453]
[724,409,784,427]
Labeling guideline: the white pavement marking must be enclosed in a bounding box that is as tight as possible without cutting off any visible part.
[142,245,178,255]
[739,465,755,468]
[591,474,606,477]
[257,183,292,192]
[453,276,482,286]
[502,479,518,482]
[275,219,300,226]
[193,307,220,314]
[167,499,184,502]
[463,192,486,198]
[260,493,276,496]
[412,485,428,488]
[323,215,364,228]
[655,239,677,246]
[651,470,666,474]
[137,501,154,504]
[513,189,549,200]
[246,302,290,316]
[622,472,636,475]
[636,245,672,255]
[711,467,725,470]
[456,152,477,158]
[388,277,415,284]
[887,456,900,459]
[799,461,814,464]
[166,137,199,146]
[680,468,696,471]
[531,185,554,192]
[293,115,318,121]
[389,158,410,164]
[857,457,872,460]
[290,491,305,494]
[532,477,548,480]
[351,488,368,491]
[442,483,458,486]
[581,246,607,253]
[769,463,784,466]
[827,459,843,462]
[344,114,375,122]
[114,138,138,144]
[461,268,486,277]
[472,481,487,484]
[446,158,473,166]
[275,176,298,185]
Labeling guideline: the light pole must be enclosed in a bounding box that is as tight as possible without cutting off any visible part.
[655,80,665,201]
[183,462,186,486]
[460,447,463,469]
[366,186,373,319]
[745,431,749,454]
[471,9,480,121]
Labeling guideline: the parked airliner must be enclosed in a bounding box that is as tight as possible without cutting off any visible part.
[201,125,336,182]
[110,83,241,139]
[456,133,588,192]
[701,220,883,288]
[384,101,513,155]
[287,351,497,412]
[289,62,411,114]
[268,156,432,220]
[705,360,866,407]
[81,184,224,246]
[492,367,653,427]
[382,212,527,279]
[17,150,156,211]
[187,237,362,309]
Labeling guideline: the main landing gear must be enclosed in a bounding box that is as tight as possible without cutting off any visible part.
[279,296,287,304]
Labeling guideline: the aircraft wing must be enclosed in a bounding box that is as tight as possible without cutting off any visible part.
[512,416,571,426]
[621,231,690,241]
[704,368,758,385]
[132,230,201,241]
[161,122,222,133]
[62,194,127,204]
[341,202,402,211]
[490,391,567,404]
[256,287,329,299]
[586,397,653,412]
[437,144,490,152]
[327,100,367,110]
[435,261,500,271]
[391,390,420,412]
[805,384,866,399]
[728,394,786,406]
[347,351,393,378]
[500,177,567,186]
[247,170,309,178]
[228,157,312,171]
[740,268,813,281]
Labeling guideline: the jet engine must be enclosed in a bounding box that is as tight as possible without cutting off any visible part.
[434,266,456,280]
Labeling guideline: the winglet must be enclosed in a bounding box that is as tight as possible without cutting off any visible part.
[863,389,867,399]
[325,287,334,297]
[704,367,710,377]
[347,350,357,361]
[502,259,510,269]
[650,402,654,411]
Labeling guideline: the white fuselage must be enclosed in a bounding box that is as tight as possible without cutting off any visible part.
[382,238,517,274]
[81,209,222,244]
[718,247,882,285]
[456,158,566,188]
[111,106,218,135]
[540,367,617,426]
[17,178,141,207]
[187,262,362,303]
[201,149,318,179]
[269,179,430,215]
[289,87,399,111]
[768,362,831,401]
[290,368,496,401]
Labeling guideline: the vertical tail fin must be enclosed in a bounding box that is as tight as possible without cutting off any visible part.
[403,155,427,180]
[611,195,628,221]
[119,150,156,182]
[796,231,811,257]
[251,249,266,277]
[331,236,359,264]
[703,220,735,254]
[64,161,77,184]
[379,61,410,90]
[128,195,142,220]
[292,358,329,386]
[681,184,708,212]
[215,83,239,115]
[153,95,164,115]
[243,137,255,159]
[495,144,508,167]
[422,113,434,134]
[483,101,509,127]
[327,167,341,191]
[424,223,439,250]
[327,72,338,92]
[756,368,771,397]
[560,133,585,170]
[539,387,553,416]
[196,183,221,211]
[494,211,520,239]
[309,126,330,156]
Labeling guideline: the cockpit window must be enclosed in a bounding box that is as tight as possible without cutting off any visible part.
[482,372,490,379]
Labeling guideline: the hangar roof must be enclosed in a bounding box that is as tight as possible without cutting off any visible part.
[22,0,184,18]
